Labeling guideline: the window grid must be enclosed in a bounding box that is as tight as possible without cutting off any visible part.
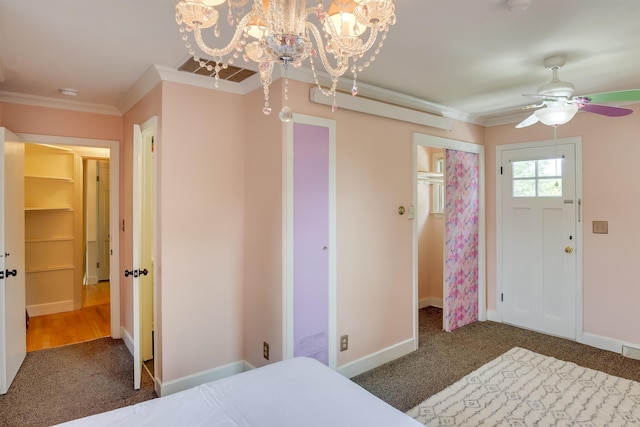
[512,158,563,198]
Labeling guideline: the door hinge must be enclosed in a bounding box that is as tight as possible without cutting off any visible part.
[501,293,504,302]
[97,262,100,268]
[500,166,503,175]
[96,175,100,182]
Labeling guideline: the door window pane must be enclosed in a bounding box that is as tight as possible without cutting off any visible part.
[512,161,536,178]
[512,158,562,198]
[538,159,562,177]
[538,179,562,197]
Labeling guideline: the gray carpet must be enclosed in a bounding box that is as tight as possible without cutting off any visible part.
[352,307,640,413]
[3,309,639,425]
[0,338,156,427]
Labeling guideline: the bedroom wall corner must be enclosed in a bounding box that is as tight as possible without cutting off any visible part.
[243,82,286,368]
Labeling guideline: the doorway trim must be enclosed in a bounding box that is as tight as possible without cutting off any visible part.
[283,114,337,369]
[495,137,583,343]
[412,133,486,340]
[17,133,121,338]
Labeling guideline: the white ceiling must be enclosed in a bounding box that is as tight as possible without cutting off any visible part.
[1,0,639,126]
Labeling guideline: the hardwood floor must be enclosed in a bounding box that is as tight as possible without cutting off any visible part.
[26,281,111,352]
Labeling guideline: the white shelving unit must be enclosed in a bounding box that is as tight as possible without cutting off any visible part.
[24,144,82,316]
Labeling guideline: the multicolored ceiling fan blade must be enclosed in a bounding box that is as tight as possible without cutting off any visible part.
[579,103,633,117]
[581,89,640,103]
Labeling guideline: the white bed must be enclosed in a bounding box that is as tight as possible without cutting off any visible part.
[56,357,421,426]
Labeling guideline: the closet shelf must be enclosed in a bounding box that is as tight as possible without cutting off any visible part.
[25,207,73,212]
[25,174,73,182]
[26,265,75,274]
[25,237,74,243]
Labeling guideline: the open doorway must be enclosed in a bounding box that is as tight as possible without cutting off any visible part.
[413,133,485,341]
[18,133,120,351]
[24,142,115,351]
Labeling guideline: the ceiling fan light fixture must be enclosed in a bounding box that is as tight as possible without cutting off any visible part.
[534,103,578,126]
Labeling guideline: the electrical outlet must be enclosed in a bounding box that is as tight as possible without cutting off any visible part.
[263,341,269,360]
[340,335,348,352]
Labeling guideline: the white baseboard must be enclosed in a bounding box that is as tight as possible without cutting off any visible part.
[337,338,417,379]
[486,309,501,322]
[122,327,134,356]
[581,332,640,356]
[419,297,443,309]
[27,300,74,317]
[157,360,252,397]
[85,275,99,285]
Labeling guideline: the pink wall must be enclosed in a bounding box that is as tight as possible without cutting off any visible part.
[275,81,484,366]
[159,82,246,381]
[0,103,122,141]
[485,105,640,346]
[416,146,445,304]
[243,83,285,368]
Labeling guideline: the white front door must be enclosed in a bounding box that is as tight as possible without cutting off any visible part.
[0,129,26,394]
[501,141,579,339]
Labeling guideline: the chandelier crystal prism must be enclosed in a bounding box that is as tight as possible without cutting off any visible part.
[175,0,396,121]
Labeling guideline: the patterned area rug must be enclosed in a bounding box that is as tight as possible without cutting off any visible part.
[407,347,640,426]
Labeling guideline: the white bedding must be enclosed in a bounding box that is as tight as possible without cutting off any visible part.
[57,357,421,426]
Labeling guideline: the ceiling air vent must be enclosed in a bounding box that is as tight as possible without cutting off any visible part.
[178,57,256,83]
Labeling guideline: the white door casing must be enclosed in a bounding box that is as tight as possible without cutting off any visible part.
[0,129,26,395]
[498,138,582,341]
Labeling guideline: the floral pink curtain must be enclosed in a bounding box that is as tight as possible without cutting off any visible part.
[444,149,479,332]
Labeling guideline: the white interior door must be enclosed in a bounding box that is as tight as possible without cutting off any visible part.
[132,118,156,388]
[285,114,336,369]
[132,124,143,390]
[0,129,26,395]
[501,142,578,339]
[97,160,110,281]
[140,129,154,363]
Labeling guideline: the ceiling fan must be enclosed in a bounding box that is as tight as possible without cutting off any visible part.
[516,55,640,128]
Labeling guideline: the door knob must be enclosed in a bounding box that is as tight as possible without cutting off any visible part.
[564,246,574,254]
[6,269,17,277]
[124,269,134,277]
[137,268,148,276]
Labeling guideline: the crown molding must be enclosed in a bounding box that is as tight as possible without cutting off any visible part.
[0,91,121,116]
[1,62,512,127]
[483,110,533,127]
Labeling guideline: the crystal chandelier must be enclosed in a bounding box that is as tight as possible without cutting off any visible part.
[175,0,396,121]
